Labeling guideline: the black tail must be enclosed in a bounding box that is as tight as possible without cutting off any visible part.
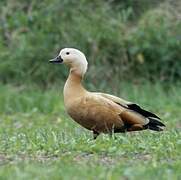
[126,103,165,131]
[145,117,165,131]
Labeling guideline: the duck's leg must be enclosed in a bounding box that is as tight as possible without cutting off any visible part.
[93,131,99,140]
[109,131,117,139]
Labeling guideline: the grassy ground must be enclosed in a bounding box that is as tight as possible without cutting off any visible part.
[0,83,180,180]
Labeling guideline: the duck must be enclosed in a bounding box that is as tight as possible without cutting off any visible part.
[49,48,165,139]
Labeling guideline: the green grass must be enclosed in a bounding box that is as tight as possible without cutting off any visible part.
[0,83,180,180]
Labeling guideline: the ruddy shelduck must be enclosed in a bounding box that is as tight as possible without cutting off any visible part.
[49,48,165,139]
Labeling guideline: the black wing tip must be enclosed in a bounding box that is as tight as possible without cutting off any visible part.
[149,117,165,127]
[127,103,161,120]
[145,117,166,131]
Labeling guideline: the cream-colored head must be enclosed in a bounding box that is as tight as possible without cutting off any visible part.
[49,48,88,76]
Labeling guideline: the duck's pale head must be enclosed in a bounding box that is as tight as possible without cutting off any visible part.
[49,48,88,76]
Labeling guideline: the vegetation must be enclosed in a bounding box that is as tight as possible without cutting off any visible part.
[0,0,180,85]
[0,0,180,179]
[0,83,180,179]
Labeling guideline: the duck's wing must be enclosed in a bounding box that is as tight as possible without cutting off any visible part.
[94,92,165,131]
[67,94,125,133]
[95,93,131,108]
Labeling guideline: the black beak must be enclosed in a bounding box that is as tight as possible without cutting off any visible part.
[49,56,63,64]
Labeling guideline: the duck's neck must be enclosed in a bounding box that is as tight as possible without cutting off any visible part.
[63,68,87,105]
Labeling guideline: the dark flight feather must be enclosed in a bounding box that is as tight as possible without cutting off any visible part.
[127,104,161,119]
[116,102,165,131]
[144,117,165,131]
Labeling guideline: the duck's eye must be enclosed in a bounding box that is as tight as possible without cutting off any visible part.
[66,52,70,55]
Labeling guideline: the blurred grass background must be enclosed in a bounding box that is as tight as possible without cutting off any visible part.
[0,0,180,86]
[0,0,181,179]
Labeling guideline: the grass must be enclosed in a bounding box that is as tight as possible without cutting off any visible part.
[0,83,180,180]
